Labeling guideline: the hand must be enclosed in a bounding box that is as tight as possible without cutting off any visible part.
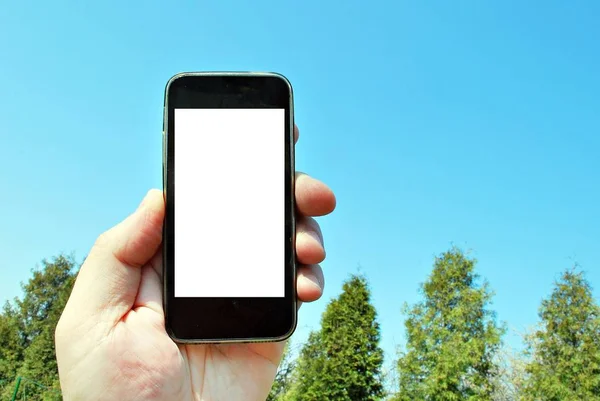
[55,126,336,401]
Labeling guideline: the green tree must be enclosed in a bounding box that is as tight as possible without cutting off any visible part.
[286,274,385,401]
[0,254,76,400]
[0,303,24,391]
[284,331,326,400]
[268,342,296,401]
[523,269,600,400]
[395,248,504,401]
[490,345,528,401]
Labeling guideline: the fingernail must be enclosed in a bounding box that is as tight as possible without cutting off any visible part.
[307,230,324,249]
[305,271,322,290]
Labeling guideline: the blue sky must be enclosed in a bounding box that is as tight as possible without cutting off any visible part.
[1,0,599,378]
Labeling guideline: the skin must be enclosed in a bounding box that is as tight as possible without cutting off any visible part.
[55,126,336,401]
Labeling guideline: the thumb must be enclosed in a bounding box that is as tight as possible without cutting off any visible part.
[66,189,164,323]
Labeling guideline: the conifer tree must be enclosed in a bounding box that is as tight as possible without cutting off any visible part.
[395,248,504,400]
[286,274,385,401]
[268,342,296,401]
[0,255,76,400]
[523,269,600,400]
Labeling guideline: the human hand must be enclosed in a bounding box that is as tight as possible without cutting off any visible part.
[55,126,336,401]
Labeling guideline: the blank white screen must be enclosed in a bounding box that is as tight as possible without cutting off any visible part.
[174,108,285,297]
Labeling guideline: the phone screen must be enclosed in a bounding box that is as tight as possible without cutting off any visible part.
[174,108,285,297]
[163,73,296,342]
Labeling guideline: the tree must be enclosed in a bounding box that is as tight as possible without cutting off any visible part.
[284,331,326,401]
[523,269,600,400]
[0,303,24,392]
[0,254,76,400]
[490,345,528,401]
[268,342,296,401]
[395,248,504,400]
[286,274,385,401]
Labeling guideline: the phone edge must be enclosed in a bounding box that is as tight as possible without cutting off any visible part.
[162,71,297,344]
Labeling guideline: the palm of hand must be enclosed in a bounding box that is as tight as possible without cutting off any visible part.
[100,261,283,401]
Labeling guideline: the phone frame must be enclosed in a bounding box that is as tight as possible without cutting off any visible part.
[162,72,297,343]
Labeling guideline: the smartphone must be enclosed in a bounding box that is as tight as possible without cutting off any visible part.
[162,72,296,343]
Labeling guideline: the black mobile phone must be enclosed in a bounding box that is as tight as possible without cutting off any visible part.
[162,72,296,343]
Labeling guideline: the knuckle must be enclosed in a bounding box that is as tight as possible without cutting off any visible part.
[93,230,112,250]
[54,315,67,342]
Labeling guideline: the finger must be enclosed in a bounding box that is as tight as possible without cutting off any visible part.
[149,249,163,280]
[133,264,163,316]
[295,173,336,217]
[66,189,165,322]
[296,217,325,264]
[296,264,324,303]
[294,124,299,144]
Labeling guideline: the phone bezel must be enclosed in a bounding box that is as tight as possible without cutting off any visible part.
[162,72,297,343]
